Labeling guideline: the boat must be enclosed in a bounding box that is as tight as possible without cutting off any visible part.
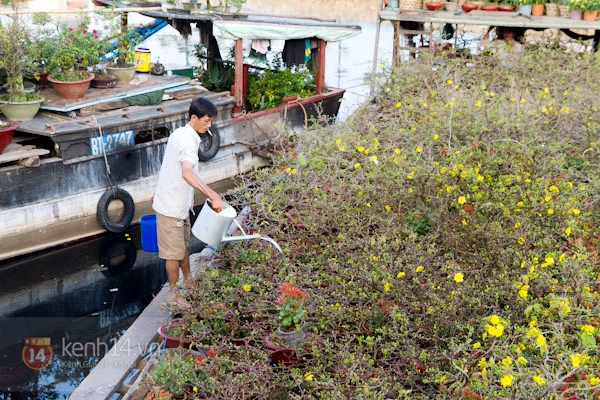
[0,6,361,261]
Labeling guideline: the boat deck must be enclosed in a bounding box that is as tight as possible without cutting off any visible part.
[38,73,190,113]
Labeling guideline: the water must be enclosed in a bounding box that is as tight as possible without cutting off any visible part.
[0,228,168,399]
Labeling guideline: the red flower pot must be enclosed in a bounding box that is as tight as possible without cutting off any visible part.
[0,123,18,156]
[158,318,196,349]
[462,3,479,11]
[425,1,444,10]
[48,71,94,100]
[481,4,498,10]
[498,4,515,11]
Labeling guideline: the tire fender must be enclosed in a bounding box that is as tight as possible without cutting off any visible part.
[97,187,135,233]
[198,126,220,162]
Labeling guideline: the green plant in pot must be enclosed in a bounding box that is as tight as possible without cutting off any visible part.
[0,5,45,121]
[47,17,109,99]
[26,12,58,86]
[102,10,142,82]
[51,17,109,82]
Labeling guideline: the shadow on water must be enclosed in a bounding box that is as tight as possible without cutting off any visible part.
[0,225,203,399]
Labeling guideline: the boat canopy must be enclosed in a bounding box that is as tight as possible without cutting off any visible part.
[212,15,361,42]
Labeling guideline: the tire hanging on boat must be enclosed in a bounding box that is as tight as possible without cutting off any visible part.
[198,126,220,162]
[97,187,135,233]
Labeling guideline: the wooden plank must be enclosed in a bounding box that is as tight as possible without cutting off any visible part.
[0,142,50,164]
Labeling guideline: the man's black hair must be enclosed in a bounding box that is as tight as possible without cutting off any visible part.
[189,96,217,119]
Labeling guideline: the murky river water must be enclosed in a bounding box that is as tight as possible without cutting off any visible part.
[0,1,394,398]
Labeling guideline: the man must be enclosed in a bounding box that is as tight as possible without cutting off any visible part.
[152,96,225,309]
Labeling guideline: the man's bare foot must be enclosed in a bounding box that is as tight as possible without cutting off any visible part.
[167,287,192,310]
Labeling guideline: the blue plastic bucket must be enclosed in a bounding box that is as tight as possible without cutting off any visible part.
[140,214,158,252]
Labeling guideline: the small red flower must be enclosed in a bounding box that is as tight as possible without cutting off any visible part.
[206,349,216,357]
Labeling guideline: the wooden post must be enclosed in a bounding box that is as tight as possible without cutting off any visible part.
[393,21,400,68]
[315,39,327,94]
[233,38,244,113]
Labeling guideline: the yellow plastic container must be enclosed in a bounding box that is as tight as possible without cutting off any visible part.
[134,48,151,73]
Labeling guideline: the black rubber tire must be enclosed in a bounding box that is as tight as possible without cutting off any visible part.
[99,236,137,278]
[97,188,135,233]
[198,126,220,162]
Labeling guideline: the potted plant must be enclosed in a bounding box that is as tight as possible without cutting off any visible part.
[515,0,534,14]
[274,282,308,347]
[26,12,58,87]
[0,6,45,121]
[566,0,586,17]
[48,16,109,99]
[531,0,546,15]
[0,119,18,155]
[103,11,142,82]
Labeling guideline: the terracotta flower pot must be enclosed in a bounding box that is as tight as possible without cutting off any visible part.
[481,4,498,10]
[48,71,94,100]
[425,1,444,10]
[582,9,597,20]
[462,3,479,11]
[531,3,544,15]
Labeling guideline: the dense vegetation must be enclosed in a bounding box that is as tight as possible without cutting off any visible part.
[145,47,599,399]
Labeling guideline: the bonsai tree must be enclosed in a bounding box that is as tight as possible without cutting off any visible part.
[26,13,59,80]
[0,8,43,103]
[104,10,142,68]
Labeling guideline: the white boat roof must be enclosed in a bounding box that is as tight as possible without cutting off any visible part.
[212,15,361,42]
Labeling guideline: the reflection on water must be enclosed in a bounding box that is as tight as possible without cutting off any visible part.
[0,227,170,399]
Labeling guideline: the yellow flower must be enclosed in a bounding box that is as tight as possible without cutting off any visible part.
[533,375,546,386]
[415,146,423,153]
[518,284,529,299]
[394,148,401,154]
[500,375,513,387]
[384,282,391,291]
[589,376,600,386]
[536,335,547,348]
[304,372,314,381]
[453,273,464,283]
[339,146,345,152]
[356,145,365,152]
[475,100,482,108]
[489,315,500,325]
[395,101,401,108]
[415,265,424,273]
[501,356,512,366]
[517,356,527,365]
[477,357,486,368]
[458,196,466,205]
[570,354,582,368]
[547,209,554,215]
[193,386,198,393]
[397,271,405,278]
[432,134,439,140]
[580,325,596,335]
[485,324,504,338]
[447,79,453,85]
[473,342,481,349]
[365,203,371,208]
[517,236,525,245]
[354,163,360,169]
[565,226,572,236]
[543,87,549,94]
[385,205,391,211]
[242,284,251,292]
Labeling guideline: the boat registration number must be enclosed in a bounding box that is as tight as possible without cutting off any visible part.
[90,130,135,155]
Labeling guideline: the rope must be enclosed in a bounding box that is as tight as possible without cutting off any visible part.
[92,115,117,191]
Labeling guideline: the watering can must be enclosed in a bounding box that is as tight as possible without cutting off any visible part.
[191,199,282,252]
